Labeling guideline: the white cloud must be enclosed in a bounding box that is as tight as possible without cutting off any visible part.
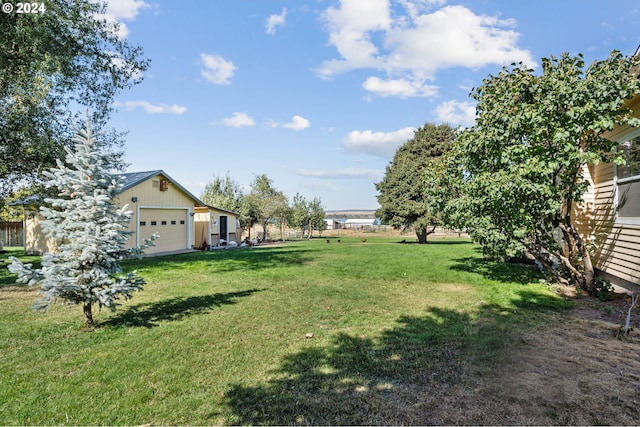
[200,53,237,85]
[296,168,383,179]
[317,0,391,78]
[222,112,255,127]
[270,115,311,131]
[343,127,415,158]
[435,100,476,127]
[362,76,438,98]
[266,8,287,35]
[123,100,187,114]
[317,1,536,98]
[103,0,150,38]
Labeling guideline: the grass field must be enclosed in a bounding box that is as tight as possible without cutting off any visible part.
[1,236,638,425]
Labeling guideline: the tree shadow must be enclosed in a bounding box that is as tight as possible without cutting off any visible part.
[102,288,265,328]
[450,256,547,285]
[221,290,569,425]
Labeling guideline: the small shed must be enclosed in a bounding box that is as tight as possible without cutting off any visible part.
[194,206,243,248]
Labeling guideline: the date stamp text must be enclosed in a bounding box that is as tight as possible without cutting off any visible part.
[2,2,46,14]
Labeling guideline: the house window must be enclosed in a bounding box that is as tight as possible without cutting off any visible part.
[616,135,640,222]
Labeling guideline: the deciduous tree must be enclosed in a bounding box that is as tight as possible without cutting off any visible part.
[376,123,456,243]
[200,173,252,229]
[452,51,640,292]
[0,0,149,199]
[246,174,288,241]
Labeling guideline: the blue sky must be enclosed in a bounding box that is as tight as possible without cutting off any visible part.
[105,0,640,210]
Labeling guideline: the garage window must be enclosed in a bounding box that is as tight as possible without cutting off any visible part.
[151,221,157,226]
[161,221,167,225]
[140,221,146,226]
[171,220,177,225]
[180,220,185,225]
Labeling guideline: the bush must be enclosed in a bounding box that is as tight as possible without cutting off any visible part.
[593,279,615,301]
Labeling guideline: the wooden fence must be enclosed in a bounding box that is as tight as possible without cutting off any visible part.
[0,221,23,247]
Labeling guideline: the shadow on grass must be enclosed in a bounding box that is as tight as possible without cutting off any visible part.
[450,256,546,285]
[221,290,569,425]
[102,288,265,328]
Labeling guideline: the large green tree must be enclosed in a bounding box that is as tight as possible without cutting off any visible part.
[0,0,149,199]
[451,51,640,292]
[376,123,456,243]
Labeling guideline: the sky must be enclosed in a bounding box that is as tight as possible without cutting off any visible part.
[105,0,640,210]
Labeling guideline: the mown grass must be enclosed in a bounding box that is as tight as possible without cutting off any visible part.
[0,237,571,425]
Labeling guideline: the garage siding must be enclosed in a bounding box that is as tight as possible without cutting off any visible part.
[116,173,198,254]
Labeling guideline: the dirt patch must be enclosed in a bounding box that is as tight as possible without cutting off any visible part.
[427,293,640,425]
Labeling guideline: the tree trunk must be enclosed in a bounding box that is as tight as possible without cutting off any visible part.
[416,229,427,244]
[83,302,93,326]
[559,222,595,293]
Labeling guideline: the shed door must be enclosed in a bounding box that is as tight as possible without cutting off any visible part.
[140,208,188,254]
[220,215,228,241]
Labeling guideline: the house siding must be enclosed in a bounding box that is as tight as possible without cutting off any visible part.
[577,95,640,287]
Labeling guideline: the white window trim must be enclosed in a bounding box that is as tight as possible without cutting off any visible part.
[614,129,640,225]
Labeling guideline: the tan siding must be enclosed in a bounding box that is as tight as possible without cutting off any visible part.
[574,98,640,286]
[24,214,57,255]
[115,173,197,252]
[588,158,640,286]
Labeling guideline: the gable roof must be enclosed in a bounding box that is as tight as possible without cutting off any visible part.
[119,170,206,206]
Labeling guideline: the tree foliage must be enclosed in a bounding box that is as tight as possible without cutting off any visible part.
[200,173,253,229]
[8,122,156,325]
[246,174,288,241]
[288,193,326,239]
[449,51,640,292]
[0,0,149,198]
[376,123,456,243]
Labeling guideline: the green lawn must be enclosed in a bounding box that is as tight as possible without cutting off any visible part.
[0,237,571,425]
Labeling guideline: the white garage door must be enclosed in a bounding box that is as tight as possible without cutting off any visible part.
[139,208,188,254]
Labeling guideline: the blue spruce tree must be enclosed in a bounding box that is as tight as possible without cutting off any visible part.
[9,121,157,325]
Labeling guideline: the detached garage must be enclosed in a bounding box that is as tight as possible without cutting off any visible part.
[117,170,206,255]
[24,170,207,256]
